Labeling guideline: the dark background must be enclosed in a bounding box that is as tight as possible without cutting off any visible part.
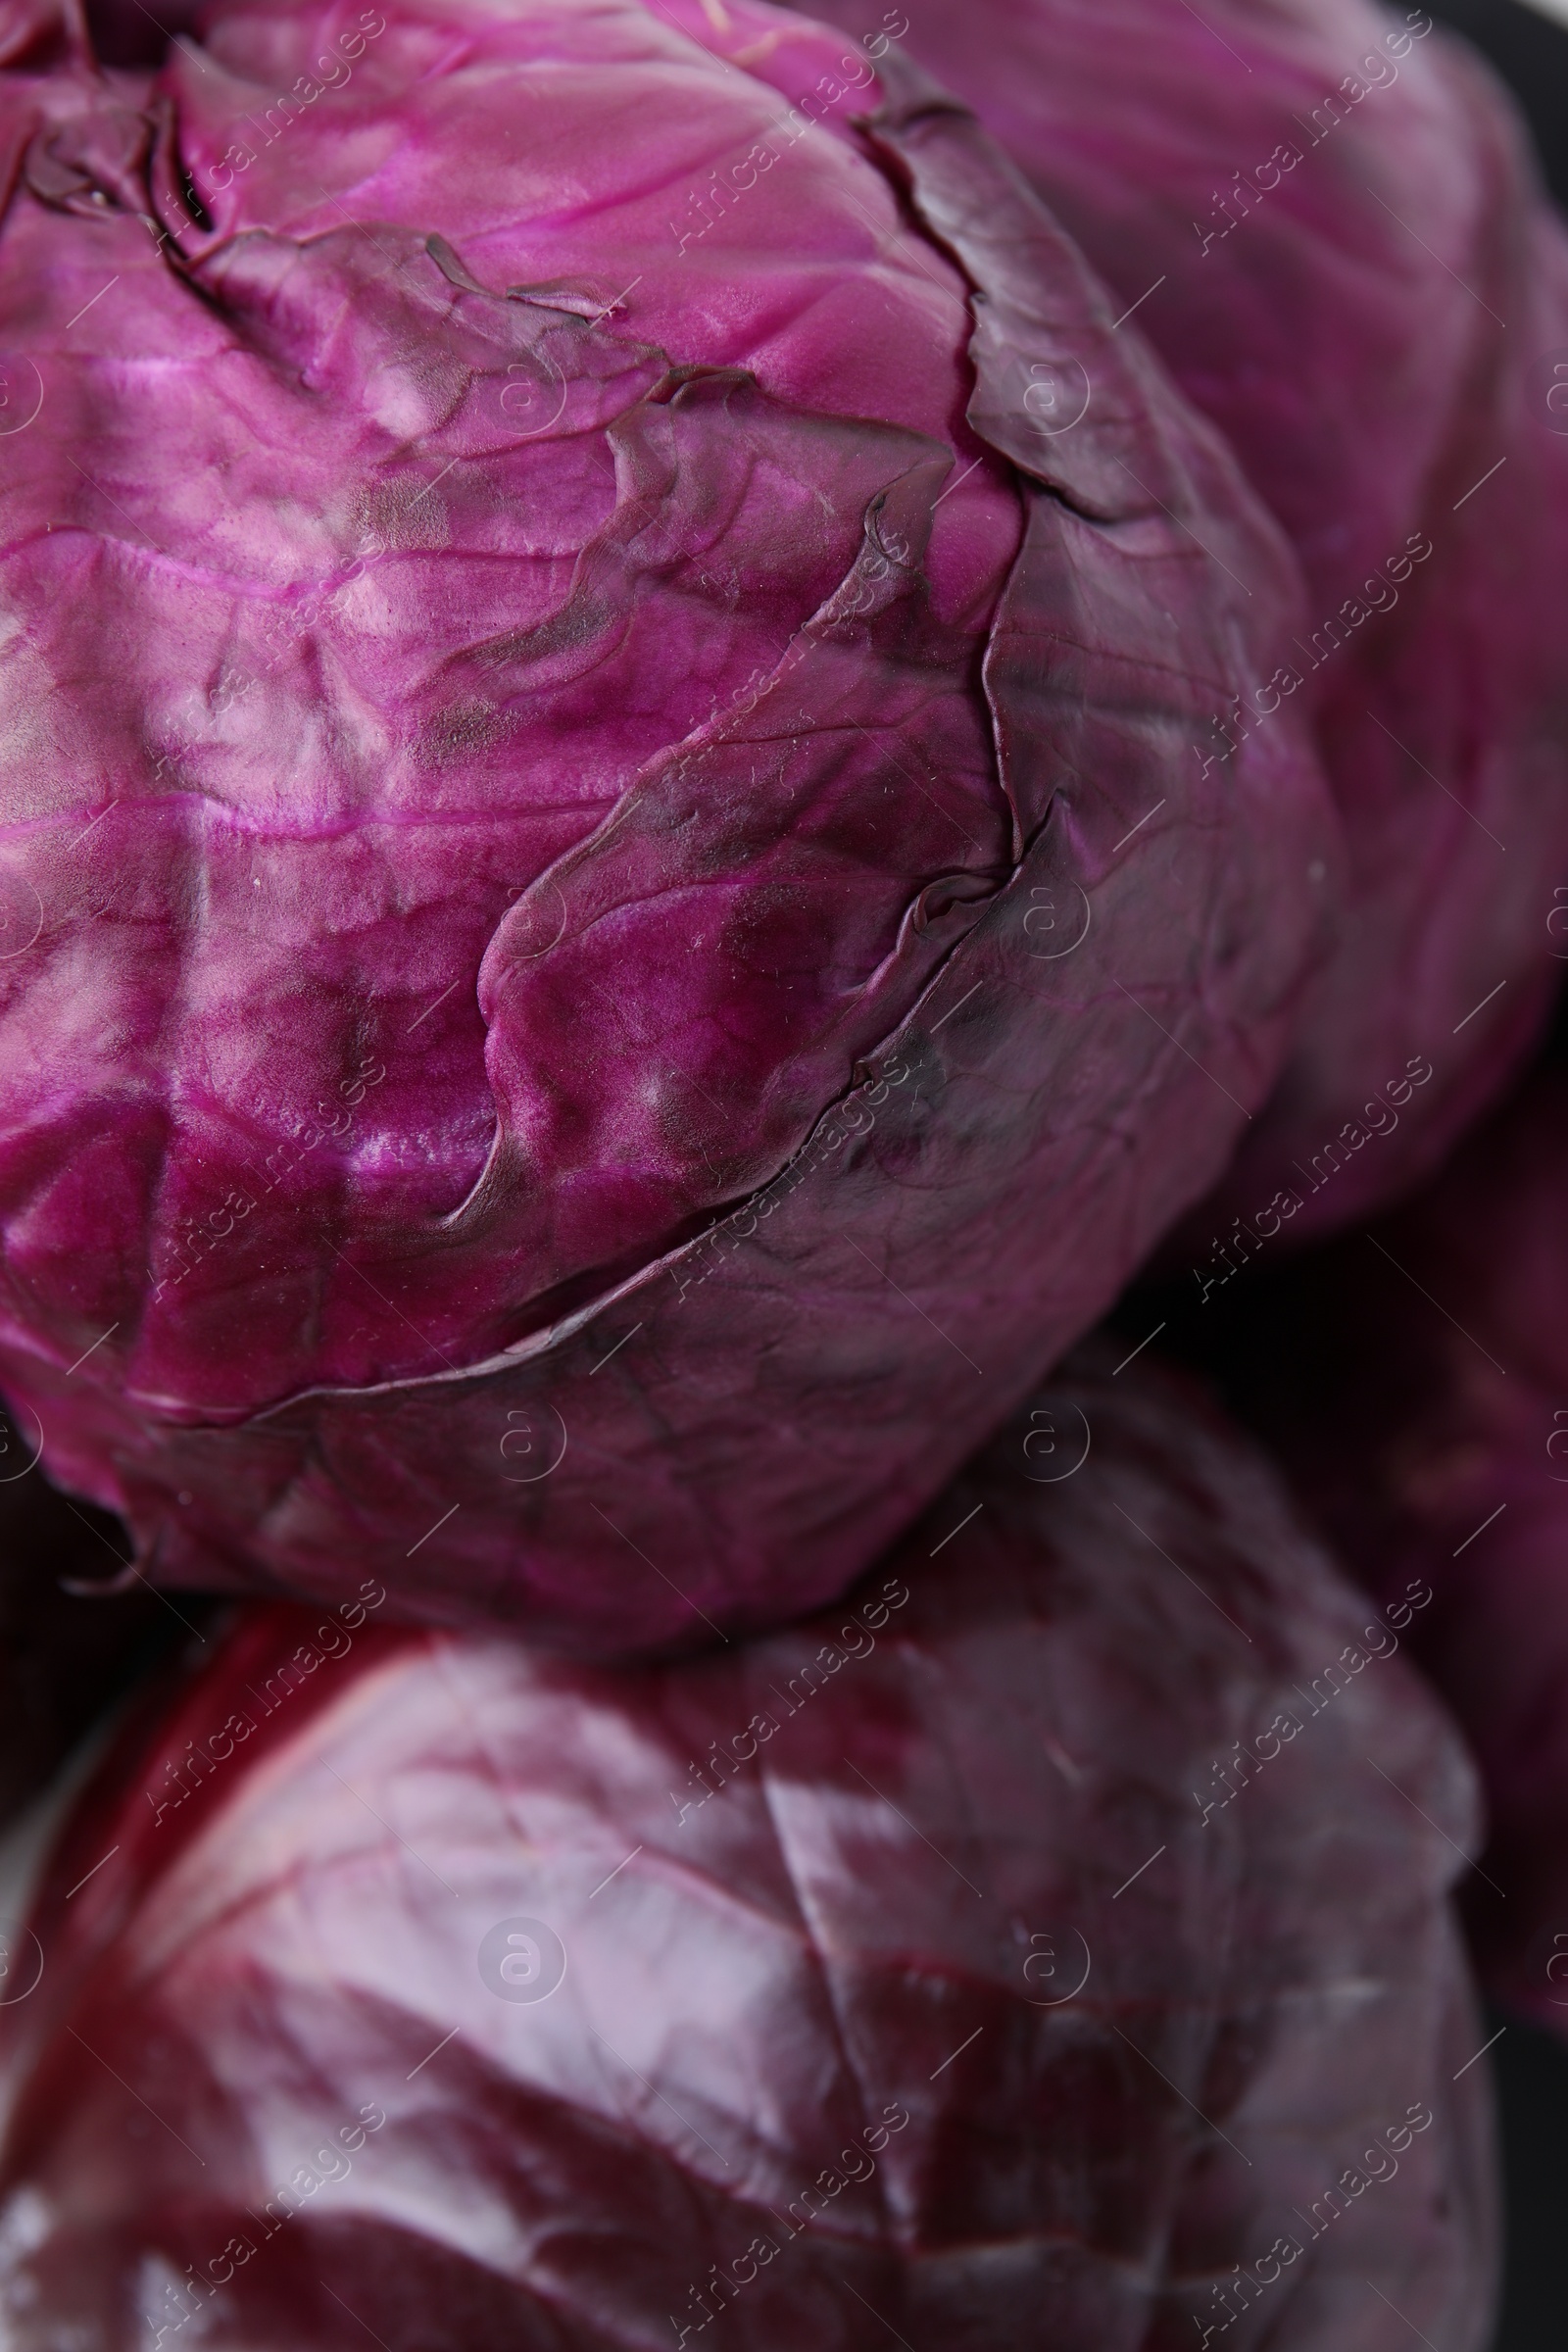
[1350,11,1567,2341]
[1488,2006,1568,2350]
[1430,0,1568,204]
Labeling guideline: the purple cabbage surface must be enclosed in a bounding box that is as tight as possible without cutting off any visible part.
[0,1348,1495,2349]
[0,0,1335,1646]
[1186,1053,1568,2041]
[795,0,1568,1245]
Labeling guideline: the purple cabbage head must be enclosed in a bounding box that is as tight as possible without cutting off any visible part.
[0,1349,1494,2349]
[0,0,1335,1647]
[796,0,1568,1245]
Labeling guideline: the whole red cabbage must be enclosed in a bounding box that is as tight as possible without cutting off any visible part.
[0,1349,1494,2348]
[0,0,1335,1646]
[795,0,1568,1245]
[1186,1052,1568,2041]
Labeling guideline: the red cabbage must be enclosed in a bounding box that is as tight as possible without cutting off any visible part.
[0,0,1335,1646]
[0,1348,1494,2347]
[795,0,1568,1243]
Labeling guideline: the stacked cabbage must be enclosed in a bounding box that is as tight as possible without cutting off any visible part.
[0,0,1563,2344]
